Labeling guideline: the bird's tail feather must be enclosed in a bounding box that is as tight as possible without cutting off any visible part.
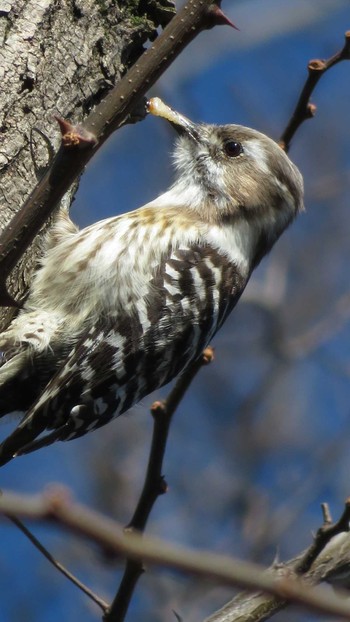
[13,428,64,457]
[0,412,47,466]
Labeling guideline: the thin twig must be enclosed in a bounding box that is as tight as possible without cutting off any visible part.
[295,498,350,575]
[104,347,214,622]
[8,514,108,613]
[0,0,235,305]
[132,347,214,531]
[279,30,350,152]
[321,502,333,526]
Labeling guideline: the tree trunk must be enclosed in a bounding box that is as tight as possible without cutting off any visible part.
[0,0,174,331]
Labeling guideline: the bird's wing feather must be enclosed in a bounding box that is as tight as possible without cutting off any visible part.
[0,240,245,464]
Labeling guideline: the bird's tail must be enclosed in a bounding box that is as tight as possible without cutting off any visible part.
[0,410,48,466]
[0,428,64,465]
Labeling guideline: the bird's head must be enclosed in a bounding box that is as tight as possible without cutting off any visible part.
[148,98,304,263]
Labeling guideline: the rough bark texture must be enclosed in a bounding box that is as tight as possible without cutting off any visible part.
[205,534,350,622]
[0,0,174,331]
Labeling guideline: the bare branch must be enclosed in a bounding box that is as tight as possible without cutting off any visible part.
[105,347,215,621]
[2,490,350,620]
[295,498,350,574]
[205,500,350,622]
[279,30,350,152]
[8,515,108,613]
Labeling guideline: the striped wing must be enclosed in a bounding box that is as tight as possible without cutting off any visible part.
[0,243,246,463]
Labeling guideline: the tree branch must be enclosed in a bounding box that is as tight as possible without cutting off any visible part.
[104,347,214,621]
[204,501,350,622]
[295,498,350,574]
[8,514,108,613]
[2,491,350,621]
[279,30,350,152]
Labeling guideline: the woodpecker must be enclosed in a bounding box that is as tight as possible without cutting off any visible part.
[0,98,304,465]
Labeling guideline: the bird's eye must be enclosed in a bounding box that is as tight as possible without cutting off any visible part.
[224,141,243,157]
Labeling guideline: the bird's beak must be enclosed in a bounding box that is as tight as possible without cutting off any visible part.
[147,97,199,141]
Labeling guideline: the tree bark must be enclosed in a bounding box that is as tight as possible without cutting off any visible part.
[0,0,174,331]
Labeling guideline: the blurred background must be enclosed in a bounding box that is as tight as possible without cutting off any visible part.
[1,1,350,620]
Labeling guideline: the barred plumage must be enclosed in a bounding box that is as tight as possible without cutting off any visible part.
[0,99,304,465]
